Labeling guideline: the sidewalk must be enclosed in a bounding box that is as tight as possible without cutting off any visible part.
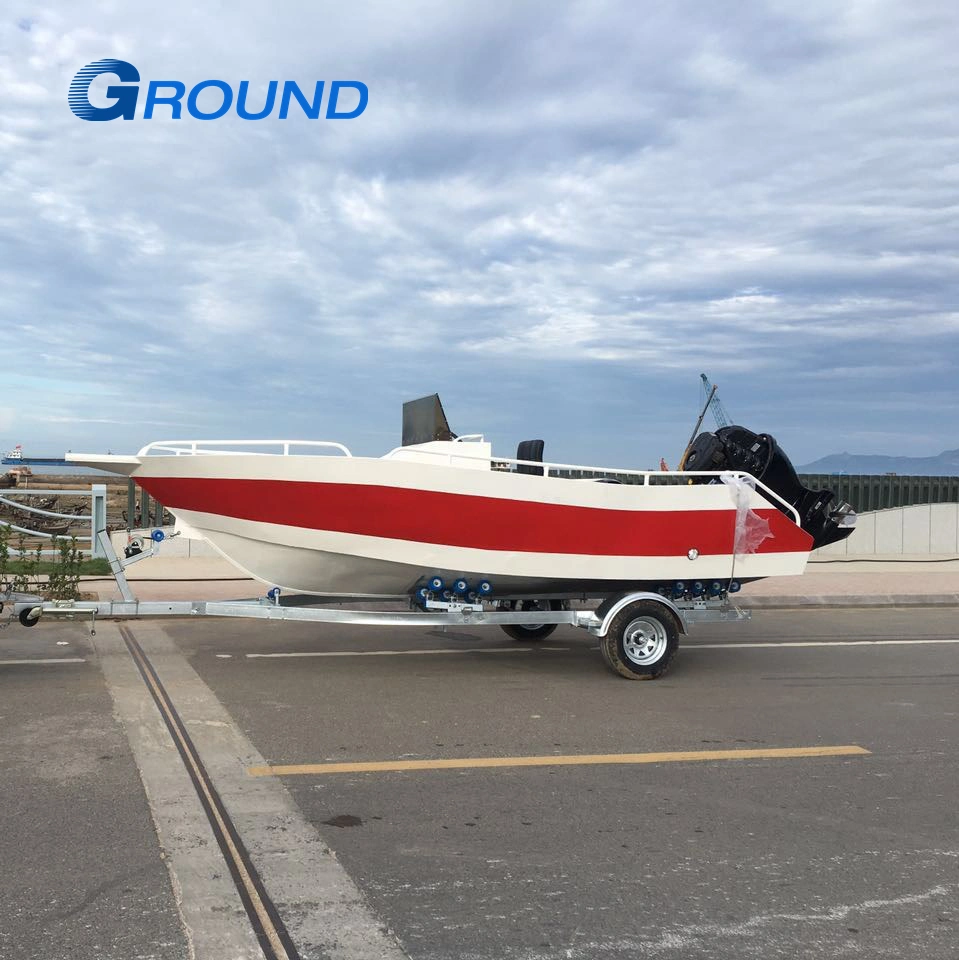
[740,568,959,608]
[83,556,256,602]
[79,555,959,608]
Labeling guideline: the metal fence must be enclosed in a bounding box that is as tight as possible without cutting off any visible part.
[126,478,167,529]
[0,485,108,558]
[798,475,959,513]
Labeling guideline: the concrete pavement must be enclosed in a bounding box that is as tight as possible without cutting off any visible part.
[0,630,189,960]
[171,608,959,960]
[4,604,958,959]
[741,566,959,607]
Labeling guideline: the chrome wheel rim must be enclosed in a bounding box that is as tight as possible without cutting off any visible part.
[517,599,548,630]
[622,617,668,665]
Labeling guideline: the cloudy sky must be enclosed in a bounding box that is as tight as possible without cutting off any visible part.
[1,0,957,469]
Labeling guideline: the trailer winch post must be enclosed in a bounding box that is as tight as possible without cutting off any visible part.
[98,529,136,603]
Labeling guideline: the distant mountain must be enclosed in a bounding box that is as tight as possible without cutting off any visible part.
[797,448,959,477]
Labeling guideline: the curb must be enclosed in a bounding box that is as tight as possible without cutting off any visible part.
[740,594,959,609]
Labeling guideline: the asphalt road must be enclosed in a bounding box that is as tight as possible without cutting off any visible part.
[0,629,188,960]
[1,607,957,959]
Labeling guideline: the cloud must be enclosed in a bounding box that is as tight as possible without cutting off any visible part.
[0,1,957,465]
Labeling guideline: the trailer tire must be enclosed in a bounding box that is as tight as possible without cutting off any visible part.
[500,599,562,642]
[597,632,616,671]
[600,600,679,679]
[19,607,40,628]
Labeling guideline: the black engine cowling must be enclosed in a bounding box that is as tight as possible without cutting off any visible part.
[683,425,856,550]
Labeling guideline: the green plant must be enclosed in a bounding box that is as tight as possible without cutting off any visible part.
[0,523,9,592]
[10,532,33,594]
[0,504,100,600]
[0,529,84,599]
[46,536,82,601]
[47,536,71,600]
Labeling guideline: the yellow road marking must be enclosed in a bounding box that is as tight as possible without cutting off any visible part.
[248,744,870,777]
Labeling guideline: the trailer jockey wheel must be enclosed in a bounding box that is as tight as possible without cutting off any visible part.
[500,599,563,641]
[19,607,40,628]
[599,600,679,679]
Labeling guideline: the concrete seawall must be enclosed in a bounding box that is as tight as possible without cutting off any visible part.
[812,503,959,559]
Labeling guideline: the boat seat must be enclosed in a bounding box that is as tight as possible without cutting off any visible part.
[515,439,545,476]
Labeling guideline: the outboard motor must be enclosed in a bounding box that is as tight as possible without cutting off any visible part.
[683,425,857,550]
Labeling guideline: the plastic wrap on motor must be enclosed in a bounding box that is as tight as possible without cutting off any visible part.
[720,472,774,557]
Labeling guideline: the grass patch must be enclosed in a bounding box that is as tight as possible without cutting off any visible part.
[3,558,112,576]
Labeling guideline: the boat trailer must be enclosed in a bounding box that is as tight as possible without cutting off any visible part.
[1,528,750,680]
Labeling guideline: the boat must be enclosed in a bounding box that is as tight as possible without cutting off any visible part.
[68,396,856,601]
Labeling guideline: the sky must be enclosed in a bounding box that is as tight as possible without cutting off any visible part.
[1,0,957,470]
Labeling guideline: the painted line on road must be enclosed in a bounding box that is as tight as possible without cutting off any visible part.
[0,657,86,665]
[120,626,301,960]
[686,638,959,649]
[245,647,535,658]
[248,744,870,777]
[100,623,407,960]
[239,638,959,659]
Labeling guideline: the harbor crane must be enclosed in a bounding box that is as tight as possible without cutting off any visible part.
[699,373,732,428]
[679,373,734,467]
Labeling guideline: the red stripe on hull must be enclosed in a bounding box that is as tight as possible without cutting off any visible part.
[137,477,812,557]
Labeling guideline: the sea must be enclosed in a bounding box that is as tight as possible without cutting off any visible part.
[6,466,118,478]
[24,466,117,476]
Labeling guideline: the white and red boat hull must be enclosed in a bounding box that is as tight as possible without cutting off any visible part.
[78,451,814,598]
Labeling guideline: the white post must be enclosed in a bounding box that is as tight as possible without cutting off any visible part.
[91,484,107,559]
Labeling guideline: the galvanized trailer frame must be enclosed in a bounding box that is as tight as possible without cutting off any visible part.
[2,524,750,679]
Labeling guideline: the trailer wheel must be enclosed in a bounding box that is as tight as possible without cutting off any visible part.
[599,600,679,679]
[500,599,562,641]
[19,607,40,628]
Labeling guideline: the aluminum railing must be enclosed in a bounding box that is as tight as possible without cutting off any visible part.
[138,440,353,458]
[381,445,801,524]
[0,485,107,558]
[131,438,801,527]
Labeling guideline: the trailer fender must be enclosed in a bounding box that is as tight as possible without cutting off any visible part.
[589,592,687,638]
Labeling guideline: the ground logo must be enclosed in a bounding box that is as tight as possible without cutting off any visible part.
[68,59,368,121]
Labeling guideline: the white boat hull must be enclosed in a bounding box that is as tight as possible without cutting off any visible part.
[71,448,814,598]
